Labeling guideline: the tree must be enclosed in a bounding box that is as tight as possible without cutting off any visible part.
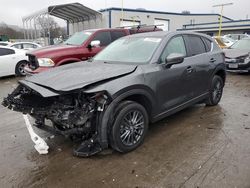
[182,10,191,14]
[35,17,66,39]
[0,25,23,39]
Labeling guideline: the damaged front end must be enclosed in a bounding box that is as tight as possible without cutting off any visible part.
[2,84,110,157]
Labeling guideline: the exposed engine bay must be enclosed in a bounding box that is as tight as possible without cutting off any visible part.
[2,84,109,157]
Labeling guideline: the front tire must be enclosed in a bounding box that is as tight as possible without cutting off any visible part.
[15,61,28,76]
[109,101,149,153]
[205,75,224,106]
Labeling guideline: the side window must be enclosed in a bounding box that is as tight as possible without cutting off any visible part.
[0,48,15,56]
[23,43,34,49]
[92,31,112,46]
[12,44,22,49]
[0,43,8,46]
[160,36,186,63]
[185,36,206,56]
[111,31,126,41]
[201,37,212,52]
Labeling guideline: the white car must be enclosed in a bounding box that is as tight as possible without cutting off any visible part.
[0,46,28,77]
[9,42,41,51]
[0,41,12,46]
[220,36,235,47]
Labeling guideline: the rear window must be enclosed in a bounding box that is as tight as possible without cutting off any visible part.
[0,48,15,56]
[23,43,35,49]
[0,43,9,46]
[111,31,126,41]
[92,31,112,46]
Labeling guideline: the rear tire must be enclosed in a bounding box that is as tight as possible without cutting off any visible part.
[15,61,28,76]
[205,75,224,106]
[109,101,149,153]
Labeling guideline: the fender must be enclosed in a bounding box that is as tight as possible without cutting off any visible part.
[211,63,226,84]
[57,58,81,66]
[98,86,156,148]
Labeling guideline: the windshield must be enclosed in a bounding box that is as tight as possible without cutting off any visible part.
[230,39,250,50]
[64,31,93,45]
[93,37,162,64]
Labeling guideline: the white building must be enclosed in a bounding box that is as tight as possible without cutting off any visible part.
[23,3,250,39]
[69,6,232,35]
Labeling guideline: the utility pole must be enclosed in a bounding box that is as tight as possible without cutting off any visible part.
[121,0,124,22]
[213,3,233,37]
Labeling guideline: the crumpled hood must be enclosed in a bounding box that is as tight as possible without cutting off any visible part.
[27,44,77,58]
[20,62,137,95]
[223,49,250,59]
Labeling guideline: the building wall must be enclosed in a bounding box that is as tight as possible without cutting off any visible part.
[179,19,250,36]
[109,10,230,31]
[68,8,231,35]
[183,20,250,30]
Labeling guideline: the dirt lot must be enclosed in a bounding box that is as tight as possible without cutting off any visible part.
[0,73,250,188]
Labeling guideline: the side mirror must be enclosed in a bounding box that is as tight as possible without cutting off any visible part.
[88,40,100,49]
[165,53,185,68]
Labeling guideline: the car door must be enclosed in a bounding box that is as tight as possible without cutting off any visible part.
[0,48,16,77]
[154,35,194,112]
[85,31,112,59]
[183,35,214,98]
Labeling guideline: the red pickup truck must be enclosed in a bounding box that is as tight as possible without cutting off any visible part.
[25,27,162,74]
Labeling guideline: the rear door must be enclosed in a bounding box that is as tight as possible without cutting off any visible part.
[183,35,214,98]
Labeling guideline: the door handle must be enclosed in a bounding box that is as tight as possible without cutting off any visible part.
[210,58,216,63]
[186,66,193,73]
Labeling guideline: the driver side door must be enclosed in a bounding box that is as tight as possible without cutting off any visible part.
[154,35,195,113]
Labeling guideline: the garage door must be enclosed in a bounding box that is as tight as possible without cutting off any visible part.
[154,19,169,31]
[120,20,140,28]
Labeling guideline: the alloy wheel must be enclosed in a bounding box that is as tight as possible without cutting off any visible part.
[212,81,222,103]
[120,110,145,146]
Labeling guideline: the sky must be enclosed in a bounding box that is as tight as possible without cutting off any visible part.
[0,0,249,27]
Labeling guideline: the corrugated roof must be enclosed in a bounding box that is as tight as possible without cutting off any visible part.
[48,3,102,23]
[23,3,102,23]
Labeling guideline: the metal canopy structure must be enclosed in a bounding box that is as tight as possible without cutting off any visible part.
[22,2,102,42]
[48,3,102,23]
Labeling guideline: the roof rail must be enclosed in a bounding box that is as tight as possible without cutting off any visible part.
[116,24,163,30]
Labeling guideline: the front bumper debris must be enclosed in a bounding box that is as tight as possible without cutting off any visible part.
[2,84,110,157]
[23,115,49,154]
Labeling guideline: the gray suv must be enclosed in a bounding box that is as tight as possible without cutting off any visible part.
[3,31,226,157]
